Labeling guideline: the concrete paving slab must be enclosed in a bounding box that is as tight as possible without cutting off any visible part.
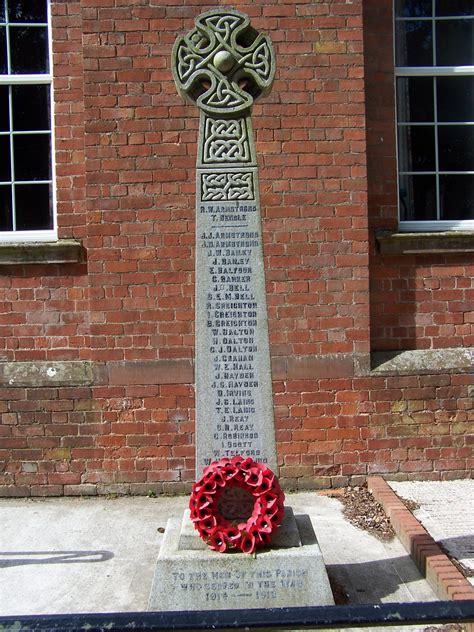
[0,492,436,618]
[390,480,474,583]
[0,496,186,615]
[287,493,437,606]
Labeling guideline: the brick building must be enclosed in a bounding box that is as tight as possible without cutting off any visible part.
[0,0,472,496]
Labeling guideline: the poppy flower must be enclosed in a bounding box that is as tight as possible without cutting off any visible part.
[240,532,256,554]
[245,467,264,487]
[208,532,228,553]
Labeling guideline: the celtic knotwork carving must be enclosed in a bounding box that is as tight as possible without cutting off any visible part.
[240,40,272,84]
[203,118,251,164]
[172,8,275,115]
[202,13,243,39]
[202,172,255,201]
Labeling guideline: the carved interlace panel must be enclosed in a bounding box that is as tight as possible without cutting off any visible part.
[203,118,251,164]
[201,172,255,201]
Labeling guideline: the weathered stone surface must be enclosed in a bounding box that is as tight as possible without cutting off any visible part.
[107,359,193,385]
[271,353,357,380]
[0,361,94,387]
[0,240,83,264]
[372,348,474,375]
[376,231,474,255]
[195,170,278,473]
[148,514,334,611]
[172,8,275,117]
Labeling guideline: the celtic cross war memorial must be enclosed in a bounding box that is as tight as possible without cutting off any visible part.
[148,8,334,612]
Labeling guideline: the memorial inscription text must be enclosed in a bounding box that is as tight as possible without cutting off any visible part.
[170,567,308,604]
[199,200,265,464]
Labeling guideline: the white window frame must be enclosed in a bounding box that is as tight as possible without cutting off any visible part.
[0,0,57,243]
[394,3,474,232]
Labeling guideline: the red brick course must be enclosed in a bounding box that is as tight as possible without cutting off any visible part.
[1,368,471,495]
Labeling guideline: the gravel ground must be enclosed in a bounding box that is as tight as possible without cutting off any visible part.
[332,485,395,541]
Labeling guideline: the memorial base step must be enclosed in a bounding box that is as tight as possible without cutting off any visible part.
[148,508,334,611]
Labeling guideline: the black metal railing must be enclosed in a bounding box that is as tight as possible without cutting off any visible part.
[1,600,474,632]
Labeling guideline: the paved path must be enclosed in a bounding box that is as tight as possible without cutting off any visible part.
[0,492,436,617]
[389,480,474,583]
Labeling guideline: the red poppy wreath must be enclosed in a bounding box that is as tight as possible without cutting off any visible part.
[189,455,285,554]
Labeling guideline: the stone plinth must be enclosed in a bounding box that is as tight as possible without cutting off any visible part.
[148,513,334,611]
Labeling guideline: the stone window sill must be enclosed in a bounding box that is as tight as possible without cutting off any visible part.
[0,240,84,265]
[376,231,474,255]
[371,348,473,376]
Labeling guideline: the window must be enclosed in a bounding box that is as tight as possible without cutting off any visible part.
[395,0,474,231]
[0,0,55,242]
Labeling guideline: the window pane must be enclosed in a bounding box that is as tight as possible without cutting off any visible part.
[436,1,473,17]
[399,174,437,221]
[13,134,51,181]
[15,183,52,230]
[0,135,11,181]
[437,76,474,122]
[0,85,9,131]
[7,0,47,23]
[436,20,474,66]
[397,77,434,122]
[398,125,436,171]
[0,185,13,230]
[10,26,48,73]
[12,85,50,130]
[395,1,432,18]
[395,20,433,66]
[438,126,474,171]
[440,175,474,220]
[0,2,4,22]
[0,26,6,73]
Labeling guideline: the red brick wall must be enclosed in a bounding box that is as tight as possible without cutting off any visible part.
[277,373,472,485]
[0,0,472,496]
[0,1,88,363]
[1,372,471,495]
[364,0,474,351]
[80,0,369,364]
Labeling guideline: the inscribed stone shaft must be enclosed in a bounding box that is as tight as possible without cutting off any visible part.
[172,8,278,475]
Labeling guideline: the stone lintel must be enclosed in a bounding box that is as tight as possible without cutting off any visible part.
[376,231,474,255]
[0,361,94,387]
[11,350,465,389]
[1,350,467,389]
[0,240,84,265]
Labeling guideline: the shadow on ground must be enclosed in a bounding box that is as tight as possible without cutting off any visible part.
[0,550,114,568]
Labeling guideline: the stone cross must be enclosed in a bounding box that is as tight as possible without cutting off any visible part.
[172,9,277,475]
